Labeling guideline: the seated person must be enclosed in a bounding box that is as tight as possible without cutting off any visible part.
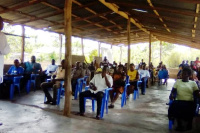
[7,59,24,76]
[78,67,113,119]
[71,61,85,96]
[158,65,168,85]
[101,56,109,68]
[139,64,150,95]
[45,59,58,76]
[41,60,65,105]
[109,65,125,108]
[23,55,42,74]
[168,67,199,131]
[127,64,139,97]
[22,55,42,89]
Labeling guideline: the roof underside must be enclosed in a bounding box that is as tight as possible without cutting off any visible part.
[1,0,200,48]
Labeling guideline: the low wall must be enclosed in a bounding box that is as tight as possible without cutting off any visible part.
[168,68,179,79]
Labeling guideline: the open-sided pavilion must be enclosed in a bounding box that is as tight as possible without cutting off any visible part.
[1,0,200,116]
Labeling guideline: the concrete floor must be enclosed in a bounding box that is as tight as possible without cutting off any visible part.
[0,79,200,133]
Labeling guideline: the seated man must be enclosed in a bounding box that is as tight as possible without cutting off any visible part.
[127,63,139,97]
[78,67,113,119]
[7,59,24,76]
[71,61,85,96]
[41,60,65,105]
[22,55,42,89]
[23,55,42,74]
[139,64,150,95]
[45,59,58,76]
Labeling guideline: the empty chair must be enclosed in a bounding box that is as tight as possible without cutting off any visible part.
[26,74,39,93]
[74,78,84,99]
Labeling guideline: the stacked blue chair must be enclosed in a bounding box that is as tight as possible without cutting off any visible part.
[26,74,39,93]
[84,87,112,119]
[10,76,23,100]
[74,78,84,99]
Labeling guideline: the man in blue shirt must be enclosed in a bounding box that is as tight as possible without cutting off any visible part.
[7,59,24,75]
[24,55,42,74]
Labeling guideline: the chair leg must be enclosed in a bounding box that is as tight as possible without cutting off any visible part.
[92,100,95,112]
[57,89,61,105]
[121,92,125,108]
[133,90,137,100]
[74,85,78,100]
[169,120,173,130]
[10,84,14,100]
[100,98,105,118]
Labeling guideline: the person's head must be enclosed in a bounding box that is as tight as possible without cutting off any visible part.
[76,61,81,69]
[192,71,197,79]
[142,64,146,70]
[162,65,166,70]
[181,67,192,81]
[182,60,185,64]
[124,63,128,67]
[196,57,199,61]
[91,61,94,65]
[104,56,107,61]
[130,63,135,71]
[102,66,109,75]
[0,16,3,31]
[186,60,188,64]
[14,59,20,67]
[31,55,36,63]
[61,60,65,68]
[52,59,55,65]
[117,65,123,73]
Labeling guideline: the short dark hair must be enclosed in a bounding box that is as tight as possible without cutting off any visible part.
[130,63,134,66]
[182,67,192,76]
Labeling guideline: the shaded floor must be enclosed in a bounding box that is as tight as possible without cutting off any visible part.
[0,79,200,133]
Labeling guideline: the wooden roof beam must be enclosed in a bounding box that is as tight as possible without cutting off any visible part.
[73,0,123,30]
[192,4,199,38]
[147,0,170,32]
[0,0,46,14]
[99,0,149,34]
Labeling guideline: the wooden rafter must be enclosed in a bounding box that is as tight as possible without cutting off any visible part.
[147,0,170,32]
[192,4,199,38]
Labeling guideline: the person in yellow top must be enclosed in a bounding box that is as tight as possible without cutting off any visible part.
[127,64,139,96]
[168,67,200,131]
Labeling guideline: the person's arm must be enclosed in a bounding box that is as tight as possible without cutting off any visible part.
[169,88,177,100]
[104,74,111,88]
[6,66,12,75]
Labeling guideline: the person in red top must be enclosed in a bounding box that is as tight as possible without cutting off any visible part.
[194,57,200,70]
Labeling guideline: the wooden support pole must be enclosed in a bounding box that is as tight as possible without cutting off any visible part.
[160,41,162,62]
[120,46,122,63]
[21,25,25,63]
[127,17,131,68]
[59,34,63,63]
[63,0,72,117]
[98,42,101,57]
[81,37,84,56]
[149,33,152,65]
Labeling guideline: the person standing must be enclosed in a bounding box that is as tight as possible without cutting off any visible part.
[0,16,10,126]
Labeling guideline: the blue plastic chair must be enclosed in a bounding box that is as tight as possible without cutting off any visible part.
[133,75,142,100]
[83,76,89,86]
[84,87,112,119]
[26,74,39,93]
[121,83,129,107]
[10,76,23,100]
[74,78,84,99]
[44,81,64,105]
[158,70,168,85]
[125,75,129,84]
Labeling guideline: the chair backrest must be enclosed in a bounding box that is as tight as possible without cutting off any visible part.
[13,76,23,83]
[31,74,39,80]
[83,76,89,82]
[125,75,129,84]
[158,70,168,79]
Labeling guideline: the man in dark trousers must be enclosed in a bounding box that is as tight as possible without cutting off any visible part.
[78,67,113,119]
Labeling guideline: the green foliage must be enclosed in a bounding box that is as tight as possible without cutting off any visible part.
[88,49,98,63]
[48,51,59,61]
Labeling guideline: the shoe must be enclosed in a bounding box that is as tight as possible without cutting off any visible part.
[51,101,57,105]
[96,115,100,120]
[44,100,51,104]
[141,93,145,95]
[108,104,114,109]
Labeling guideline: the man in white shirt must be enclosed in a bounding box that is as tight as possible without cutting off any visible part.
[45,59,58,76]
[138,65,150,95]
[41,60,65,105]
[0,16,10,84]
[0,16,10,126]
[78,67,113,119]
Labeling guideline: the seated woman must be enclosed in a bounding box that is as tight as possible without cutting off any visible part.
[168,67,200,131]
[108,65,125,108]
